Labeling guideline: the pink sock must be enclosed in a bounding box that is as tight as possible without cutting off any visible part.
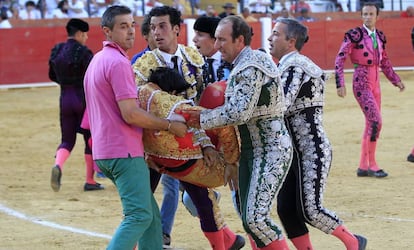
[203,230,225,250]
[221,226,236,249]
[55,148,70,170]
[411,147,414,155]
[368,141,380,171]
[85,154,96,184]
[358,137,369,170]
[260,238,289,250]
[332,225,358,250]
[291,233,313,250]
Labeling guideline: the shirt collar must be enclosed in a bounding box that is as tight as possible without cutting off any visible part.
[158,46,182,63]
[210,51,221,61]
[363,24,376,36]
[103,41,129,58]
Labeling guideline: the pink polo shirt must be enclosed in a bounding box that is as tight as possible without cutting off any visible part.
[84,41,144,160]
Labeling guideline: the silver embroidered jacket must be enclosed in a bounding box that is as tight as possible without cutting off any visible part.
[200,47,286,129]
[279,52,340,234]
[278,52,325,116]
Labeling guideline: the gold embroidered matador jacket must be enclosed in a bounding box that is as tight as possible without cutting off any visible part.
[133,44,205,100]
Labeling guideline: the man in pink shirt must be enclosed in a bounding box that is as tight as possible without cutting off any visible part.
[83,5,187,250]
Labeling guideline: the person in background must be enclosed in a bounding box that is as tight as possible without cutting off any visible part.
[400,5,414,18]
[295,8,316,22]
[336,0,350,12]
[289,0,310,16]
[218,2,235,19]
[277,7,292,18]
[67,0,88,18]
[131,14,155,64]
[144,0,163,14]
[171,0,184,15]
[0,7,12,28]
[248,0,271,14]
[334,3,405,178]
[203,4,217,17]
[49,0,69,19]
[48,18,103,192]
[42,0,59,18]
[9,3,21,20]
[184,15,293,249]
[239,7,258,22]
[19,0,41,19]
[84,5,187,250]
[89,0,110,17]
[188,0,199,15]
[268,17,367,250]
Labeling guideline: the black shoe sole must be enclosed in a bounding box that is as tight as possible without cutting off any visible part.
[356,168,368,177]
[83,183,104,191]
[354,234,367,250]
[51,166,61,192]
[357,168,388,178]
[229,235,246,250]
[368,169,388,178]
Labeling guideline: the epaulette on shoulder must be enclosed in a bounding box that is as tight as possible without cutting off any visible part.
[50,42,65,61]
[181,46,204,67]
[280,53,324,79]
[377,30,386,44]
[132,51,160,82]
[345,27,363,43]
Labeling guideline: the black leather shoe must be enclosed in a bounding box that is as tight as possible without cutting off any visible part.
[354,234,367,250]
[229,234,245,250]
[407,154,414,163]
[84,183,104,191]
[368,169,388,178]
[356,168,368,177]
[51,165,62,192]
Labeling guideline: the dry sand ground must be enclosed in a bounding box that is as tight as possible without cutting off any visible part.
[0,71,413,250]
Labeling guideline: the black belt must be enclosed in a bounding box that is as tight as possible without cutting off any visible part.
[163,159,197,173]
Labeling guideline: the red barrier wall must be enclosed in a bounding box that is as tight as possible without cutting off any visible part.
[0,18,412,85]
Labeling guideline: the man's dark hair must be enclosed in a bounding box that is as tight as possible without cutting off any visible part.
[66,18,89,36]
[148,67,190,93]
[219,15,252,46]
[101,5,132,30]
[25,1,36,7]
[149,6,182,28]
[141,14,151,36]
[361,2,380,15]
[57,0,67,12]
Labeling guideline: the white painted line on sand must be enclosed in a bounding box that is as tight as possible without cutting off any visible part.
[339,212,414,223]
[0,203,112,239]
[1,201,414,243]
